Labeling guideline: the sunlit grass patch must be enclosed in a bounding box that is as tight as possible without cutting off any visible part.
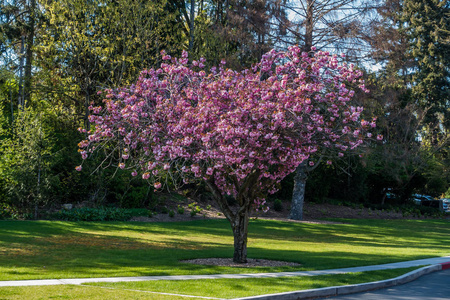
[0,284,201,300]
[86,267,420,299]
[0,218,449,281]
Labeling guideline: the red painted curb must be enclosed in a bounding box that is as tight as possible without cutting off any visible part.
[440,262,450,270]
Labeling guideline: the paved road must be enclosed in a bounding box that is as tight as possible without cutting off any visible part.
[317,269,450,300]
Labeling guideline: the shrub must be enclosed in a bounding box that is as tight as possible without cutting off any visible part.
[0,203,19,220]
[177,205,184,214]
[273,199,283,212]
[188,202,203,217]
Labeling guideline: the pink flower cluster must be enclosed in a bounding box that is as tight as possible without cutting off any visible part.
[77,47,378,204]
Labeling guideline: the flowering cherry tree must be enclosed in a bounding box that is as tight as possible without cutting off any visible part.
[77,46,377,263]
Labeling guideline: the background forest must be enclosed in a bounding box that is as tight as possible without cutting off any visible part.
[0,0,449,218]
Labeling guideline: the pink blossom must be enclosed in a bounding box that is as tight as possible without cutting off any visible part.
[206,167,214,175]
[154,182,162,189]
[79,46,375,222]
[75,165,82,171]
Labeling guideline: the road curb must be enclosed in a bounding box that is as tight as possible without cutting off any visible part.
[232,263,448,300]
[440,262,450,270]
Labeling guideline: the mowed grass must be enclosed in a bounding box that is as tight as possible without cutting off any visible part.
[86,267,421,299]
[0,284,202,300]
[0,218,449,281]
[0,267,421,299]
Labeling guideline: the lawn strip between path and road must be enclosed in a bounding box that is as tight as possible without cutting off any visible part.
[0,284,205,300]
[0,268,421,300]
[0,218,449,282]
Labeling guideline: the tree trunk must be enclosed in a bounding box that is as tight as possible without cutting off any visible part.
[303,0,314,52]
[18,35,25,108]
[205,175,255,264]
[231,209,250,263]
[289,161,308,220]
[24,0,36,107]
[189,0,195,52]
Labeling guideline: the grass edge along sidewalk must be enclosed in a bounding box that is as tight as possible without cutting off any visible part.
[232,262,450,300]
[0,255,449,287]
[1,262,449,300]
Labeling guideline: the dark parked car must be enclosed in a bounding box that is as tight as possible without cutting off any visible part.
[442,198,449,212]
[411,194,448,212]
[412,194,435,201]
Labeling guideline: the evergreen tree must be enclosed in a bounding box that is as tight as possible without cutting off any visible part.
[403,0,450,136]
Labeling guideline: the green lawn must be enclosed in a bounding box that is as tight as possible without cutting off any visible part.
[0,267,420,299]
[0,284,200,300]
[0,218,449,282]
[86,267,421,299]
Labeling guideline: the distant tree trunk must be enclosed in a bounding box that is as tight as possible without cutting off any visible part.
[189,0,195,52]
[84,89,91,130]
[303,0,313,51]
[18,35,25,108]
[9,83,14,124]
[24,0,36,106]
[289,161,308,220]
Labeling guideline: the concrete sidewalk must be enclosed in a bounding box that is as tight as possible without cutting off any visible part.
[0,255,449,287]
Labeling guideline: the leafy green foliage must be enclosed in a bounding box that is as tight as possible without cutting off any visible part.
[403,0,450,132]
[273,199,283,212]
[188,202,203,217]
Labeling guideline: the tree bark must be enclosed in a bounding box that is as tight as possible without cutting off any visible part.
[18,35,25,108]
[289,161,308,220]
[189,0,195,52]
[205,171,259,263]
[231,209,250,263]
[24,0,36,106]
[303,0,314,52]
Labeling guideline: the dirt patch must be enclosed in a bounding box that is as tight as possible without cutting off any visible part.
[130,202,225,222]
[181,258,301,268]
[129,196,448,223]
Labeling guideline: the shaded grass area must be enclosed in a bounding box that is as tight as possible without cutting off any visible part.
[0,218,449,281]
[0,267,421,300]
